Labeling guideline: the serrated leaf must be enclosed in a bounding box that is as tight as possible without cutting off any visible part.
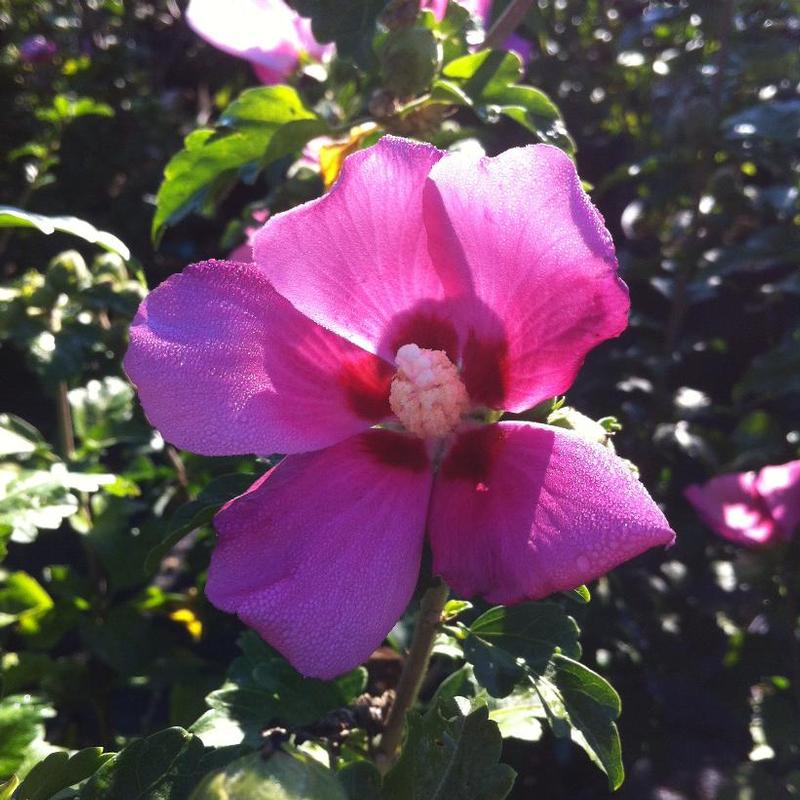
[533,656,623,790]
[434,49,573,151]
[78,728,207,800]
[190,749,347,800]
[152,87,328,242]
[0,695,55,781]
[15,748,111,800]
[382,697,515,800]
[0,207,129,260]
[201,633,367,745]
[0,416,48,459]
[144,474,256,573]
[0,465,114,545]
[337,761,382,800]
[464,602,581,698]
[487,687,545,742]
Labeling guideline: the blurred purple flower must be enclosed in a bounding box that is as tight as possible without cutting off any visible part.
[19,35,57,64]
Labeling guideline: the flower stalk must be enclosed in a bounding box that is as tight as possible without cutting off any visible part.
[376,579,450,768]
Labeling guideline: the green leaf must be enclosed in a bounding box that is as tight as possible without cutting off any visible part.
[0,776,19,800]
[487,686,545,742]
[337,762,382,800]
[442,50,523,97]
[0,416,48,459]
[723,99,800,144]
[79,728,207,800]
[67,378,136,451]
[144,474,256,573]
[0,573,53,633]
[200,633,367,746]
[382,697,515,800]
[190,750,347,800]
[0,465,114,544]
[534,656,623,790]
[15,748,111,800]
[563,585,591,604]
[287,0,388,66]
[434,50,573,151]
[463,602,581,697]
[0,695,55,781]
[152,87,328,242]
[380,28,439,98]
[0,207,129,260]
[35,95,114,123]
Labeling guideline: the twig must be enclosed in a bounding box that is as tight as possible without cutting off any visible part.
[376,579,449,768]
[484,0,534,50]
[56,381,75,460]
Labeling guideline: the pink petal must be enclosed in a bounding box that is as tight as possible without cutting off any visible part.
[422,0,449,22]
[253,136,452,361]
[684,473,778,547]
[424,144,629,412]
[461,0,493,24]
[124,260,393,457]
[756,460,800,540]
[206,430,433,678]
[186,0,317,84]
[428,422,674,603]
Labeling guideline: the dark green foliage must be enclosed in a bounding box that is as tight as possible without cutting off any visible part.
[381,698,516,800]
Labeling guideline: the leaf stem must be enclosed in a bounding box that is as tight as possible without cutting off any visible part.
[376,579,449,768]
[484,0,534,51]
[56,380,75,460]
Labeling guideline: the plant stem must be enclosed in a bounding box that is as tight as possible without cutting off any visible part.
[376,579,449,768]
[56,380,75,460]
[484,0,534,50]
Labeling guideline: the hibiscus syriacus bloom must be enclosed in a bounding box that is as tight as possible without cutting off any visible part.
[125,136,674,678]
[685,460,800,547]
[185,0,332,85]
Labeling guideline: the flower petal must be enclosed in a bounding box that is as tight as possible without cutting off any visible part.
[206,430,433,678]
[253,135,451,360]
[428,422,674,603]
[684,472,778,547]
[124,260,392,456]
[424,144,629,411]
[186,0,304,82]
[756,460,800,540]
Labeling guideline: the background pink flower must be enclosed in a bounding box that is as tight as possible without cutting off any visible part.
[685,460,800,547]
[228,209,270,263]
[185,0,332,85]
[125,136,674,679]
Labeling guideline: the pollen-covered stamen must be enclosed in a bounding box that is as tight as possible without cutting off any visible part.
[389,343,470,439]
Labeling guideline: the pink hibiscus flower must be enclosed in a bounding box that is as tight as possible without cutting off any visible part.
[685,460,800,548]
[185,0,333,85]
[125,136,674,678]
